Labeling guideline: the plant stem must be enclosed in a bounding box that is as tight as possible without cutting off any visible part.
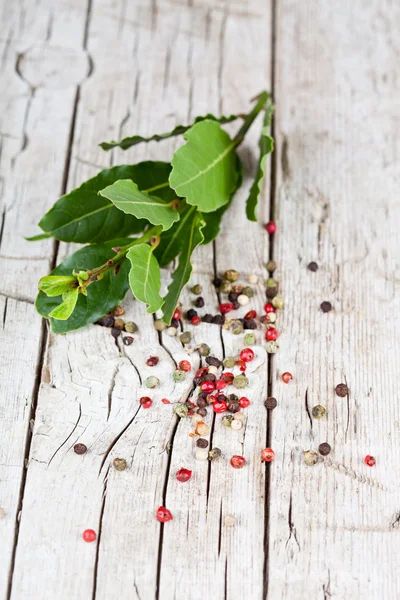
[234,91,270,146]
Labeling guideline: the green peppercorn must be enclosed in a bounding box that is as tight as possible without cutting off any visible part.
[154,319,167,332]
[197,343,210,357]
[208,447,222,461]
[191,284,202,295]
[272,294,284,309]
[312,405,326,419]
[230,320,244,335]
[223,356,236,368]
[304,450,319,466]
[175,404,189,418]
[265,341,279,354]
[124,321,138,333]
[173,370,186,383]
[224,269,239,282]
[145,376,160,389]
[179,331,192,344]
[222,415,234,427]
[266,277,278,288]
[241,286,254,298]
[244,333,256,345]
[114,318,125,330]
[266,260,276,272]
[113,458,127,471]
[233,374,249,389]
[220,281,232,293]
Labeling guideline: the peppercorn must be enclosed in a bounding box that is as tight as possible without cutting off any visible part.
[212,314,225,325]
[194,297,204,308]
[197,407,207,417]
[146,356,159,367]
[265,221,276,234]
[236,294,248,306]
[196,422,209,436]
[265,341,279,354]
[97,315,114,327]
[229,394,239,402]
[113,458,127,471]
[231,320,244,335]
[265,328,278,341]
[220,281,232,293]
[140,396,152,409]
[191,315,201,325]
[244,319,257,330]
[114,317,125,330]
[266,287,278,299]
[176,468,192,482]
[212,277,222,288]
[154,319,167,331]
[230,455,245,469]
[308,261,318,272]
[204,356,220,368]
[195,344,209,358]
[180,331,192,344]
[265,397,277,410]
[74,443,87,455]
[335,383,348,397]
[304,450,319,466]
[166,326,177,336]
[266,277,277,288]
[248,274,258,284]
[272,294,284,309]
[125,321,138,333]
[145,376,160,388]
[318,442,331,456]
[241,286,254,298]
[312,405,326,419]
[223,356,236,368]
[170,318,179,329]
[281,372,292,383]
[244,333,256,345]
[186,308,198,320]
[123,336,134,346]
[156,507,173,522]
[266,260,276,272]
[261,448,275,462]
[222,415,234,427]
[231,419,242,430]
[227,401,240,413]
[240,348,254,362]
[111,327,121,339]
[228,291,238,302]
[267,313,277,324]
[191,284,202,295]
[175,404,189,418]
[224,269,239,282]
[173,370,186,383]
[197,398,207,408]
[320,301,332,313]
[208,448,222,461]
[202,314,214,323]
[196,438,208,448]
[195,448,209,461]
[364,455,376,467]
[82,529,97,542]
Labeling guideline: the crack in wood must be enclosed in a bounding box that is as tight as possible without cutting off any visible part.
[218,499,223,556]
[107,365,119,421]
[304,387,313,431]
[98,405,142,476]
[47,403,82,467]
[91,463,109,600]
[322,569,331,598]
[285,491,301,551]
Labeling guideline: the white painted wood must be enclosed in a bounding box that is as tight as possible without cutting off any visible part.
[268,1,400,598]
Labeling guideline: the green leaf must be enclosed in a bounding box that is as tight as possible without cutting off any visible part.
[234,91,270,143]
[99,114,241,151]
[38,162,174,243]
[99,179,180,231]
[127,245,163,313]
[25,233,52,241]
[162,212,205,324]
[35,239,132,333]
[38,275,77,297]
[154,204,196,267]
[246,103,274,221]
[169,120,239,213]
[201,156,243,244]
[49,288,79,320]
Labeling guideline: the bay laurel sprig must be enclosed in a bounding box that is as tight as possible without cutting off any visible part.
[31,92,274,333]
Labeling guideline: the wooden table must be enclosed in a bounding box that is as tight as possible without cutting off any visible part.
[1,1,399,598]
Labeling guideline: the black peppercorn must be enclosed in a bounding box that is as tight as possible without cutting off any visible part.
[203,373,216,382]
[111,327,121,338]
[123,336,134,346]
[227,401,240,413]
[244,319,257,330]
[229,394,239,402]
[197,398,207,408]
[266,287,278,299]
[197,408,207,417]
[202,313,213,323]
[320,301,332,313]
[195,296,205,308]
[74,443,87,455]
[212,277,222,288]
[308,261,318,272]
[186,308,198,320]
[212,314,225,325]
[171,318,179,328]
[318,442,331,456]
[335,383,348,397]
[97,315,114,328]
[206,356,222,368]
[197,438,209,448]
[228,291,238,302]
[265,397,277,410]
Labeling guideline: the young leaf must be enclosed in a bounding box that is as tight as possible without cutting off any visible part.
[246,103,274,221]
[37,162,174,243]
[35,239,132,333]
[49,289,79,320]
[99,180,180,231]
[26,232,52,241]
[169,120,239,213]
[154,205,196,267]
[162,212,205,324]
[127,245,163,313]
[38,275,77,297]
[99,114,241,151]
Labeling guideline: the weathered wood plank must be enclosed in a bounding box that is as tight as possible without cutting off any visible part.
[268,1,400,598]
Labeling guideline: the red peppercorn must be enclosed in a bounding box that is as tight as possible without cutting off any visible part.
[230,455,245,469]
[219,302,234,314]
[82,529,96,542]
[176,468,192,482]
[200,380,215,393]
[265,221,276,234]
[173,308,182,320]
[364,455,376,467]
[222,372,234,384]
[239,396,250,408]
[191,315,200,325]
[264,303,275,313]
[196,367,209,378]
[261,448,275,462]
[281,372,292,384]
[140,396,153,409]
[235,359,247,372]
[156,506,173,523]
[244,310,257,320]
[215,379,227,391]
[240,348,254,362]
[265,328,279,341]
[161,398,171,404]
[178,360,191,372]
[213,400,227,413]
[146,356,159,367]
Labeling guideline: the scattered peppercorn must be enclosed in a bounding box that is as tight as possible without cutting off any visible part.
[146,356,159,367]
[303,450,319,466]
[212,277,222,288]
[318,443,331,456]
[272,294,284,309]
[114,317,125,330]
[173,308,182,321]
[154,319,167,331]
[240,348,254,362]
[265,328,279,341]
[73,443,87,455]
[202,314,213,323]
[219,302,234,314]
[206,356,222,368]
[111,327,121,339]
[82,529,97,542]
[186,309,197,320]
[113,458,127,471]
[222,415,234,427]
[208,448,222,461]
[248,274,258,284]
[124,321,138,333]
[195,448,209,461]
[241,286,254,298]
[156,507,173,522]
[212,314,225,325]
[312,405,326,419]
[196,438,209,448]
[230,455,245,469]
[173,370,186,382]
[195,296,205,308]
[265,341,279,354]
[178,360,191,372]
[191,315,201,325]
[224,269,239,282]
[232,284,243,294]
[223,356,236,368]
[237,294,249,306]
[233,374,248,389]
[230,320,244,335]
[213,400,227,413]
[266,260,276,272]
[191,284,202,295]
[281,372,292,383]
[175,404,189,418]
[161,398,171,404]
[145,376,160,388]
[265,221,276,234]
[261,448,275,462]
[228,292,238,303]
[123,336,134,346]
[239,397,250,408]
[220,281,232,293]
[244,333,256,345]
[308,261,318,272]
[335,383,348,397]
[266,287,278,299]
[364,455,376,467]
[176,468,192,482]
[265,397,277,410]
[320,301,332,313]
[179,331,192,344]
[97,315,114,328]
[140,397,153,409]
[231,419,242,430]
[244,319,257,330]
[264,303,275,313]
[197,407,207,417]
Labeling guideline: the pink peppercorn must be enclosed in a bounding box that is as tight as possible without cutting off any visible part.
[235,360,247,372]
[140,396,153,408]
[176,468,192,482]
[265,328,279,341]
[215,379,227,391]
[264,303,275,313]
[178,360,191,372]
[265,221,276,234]
[240,348,254,362]
[156,506,173,522]
[244,310,257,320]
[222,372,234,384]
[230,455,245,469]
[173,308,182,320]
[364,455,376,467]
[213,400,227,413]
[281,372,292,384]
[239,397,250,408]
[219,302,234,314]
[82,529,96,542]
[161,398,171,404]
[191,316,200,325]
[261,448,275,462]
[200,380,215,393]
